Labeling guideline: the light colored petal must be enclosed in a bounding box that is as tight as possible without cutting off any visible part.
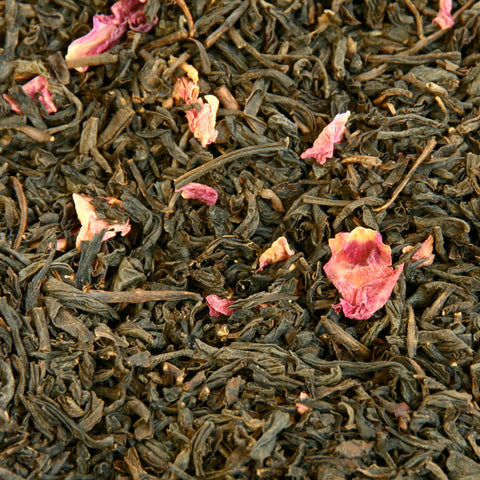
[66,14,127,72]
[73,193,131,248]
[172,76,199,105]
[402,235,435,267]
[185,95,219,148]
[3,76,57,114]
[22,76,57,114]
[176,182,218,205]
[301,111,351,164]
[324,226,403,320]
[433,0,454,30]
[258,237,295,271]
[206,295,234,317]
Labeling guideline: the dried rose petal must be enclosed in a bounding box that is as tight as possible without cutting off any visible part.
[3,76,57,114]
[66,0,157,72]
[323,227,404,320]
[402,235,435,268]
[433,0,454,30]
[206,294,234,317]
[295,391,312,415]
[258,237,295,271]
[172,76,200,105]
[73,193,131,248]
[301,111,351,164]
[176,182,218,205]
[185,95,219,148]
[66,15,127,72]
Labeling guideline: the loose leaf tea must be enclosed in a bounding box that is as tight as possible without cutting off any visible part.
[1,0,480,478]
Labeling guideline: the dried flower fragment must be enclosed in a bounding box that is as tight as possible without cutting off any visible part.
[258,237,295,271]
[323,227,404,320]
[176,183,218,205]
[66,0,157,72]
[73,193,131,248]
[3,76,57,115]
[206,295,234,317]
[185,95,219,148]
[402,235,435,267]
[172,76,200,105]
[295,392,312,415]
[433,0,454,30]
[301,111,351,164]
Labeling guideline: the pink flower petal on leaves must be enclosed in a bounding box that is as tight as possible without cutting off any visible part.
[176,183,218,205]
[258,237,295,271]
[295,392,312,415]
[73,193,131,248]
[66,0,156,72]
[3,76,57,114]
[301,111,351,164]
[172,76,200,105]
[433,0,454,30]
[66,15,127,72]
[186,95,219,148]
[402,235,435,267]
[206,295,234,317]
[323,227,404,320]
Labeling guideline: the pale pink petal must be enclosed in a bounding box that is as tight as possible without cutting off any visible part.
[301,111,351,164]
[176,183,218,205]
[173,76,200,105]
[433,0,454,30]
[185,95,219,148]
[2,94,22,114]
[206,295,234,317]
[3,76,57,114]
[111,0,157,32]
[258,237,295,271]
[22,76,57,114]
[295,391,312,415]
[73,193,131,248]
[324,226,403,320]
[66,0,156,73]
[66,15,127,72]
[402,235,435,267]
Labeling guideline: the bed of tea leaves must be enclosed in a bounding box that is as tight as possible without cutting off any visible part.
[1,1,480,479]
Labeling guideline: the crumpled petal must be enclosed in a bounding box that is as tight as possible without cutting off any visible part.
[258,237,295,271]
[295,392,312,415]
[3,75,57,114]
[66,0,157,72]
[73,193,131,248]
[206,294,234,317]
[323,227,404,320]
[433,0,454,30]
[176,182,218,205]
[66,15,127,72]
[402,235,435,267]
[301,111,351,164]
[172,76,199,105]
[185,95,219,148]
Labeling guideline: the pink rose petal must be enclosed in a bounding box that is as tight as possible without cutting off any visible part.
[323,227,404,320]
[206,294,234,317]
[73,193,131,248]
[301,111,350,164]
[258,237,295,271]
[3,76,57,114]
[402,235,435,267]
[433,0,454,30]
[176,183,218,205]
[66,0,157,72]
[185,95,219,148]
[295,391,312,415]
[173,76,200,105]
